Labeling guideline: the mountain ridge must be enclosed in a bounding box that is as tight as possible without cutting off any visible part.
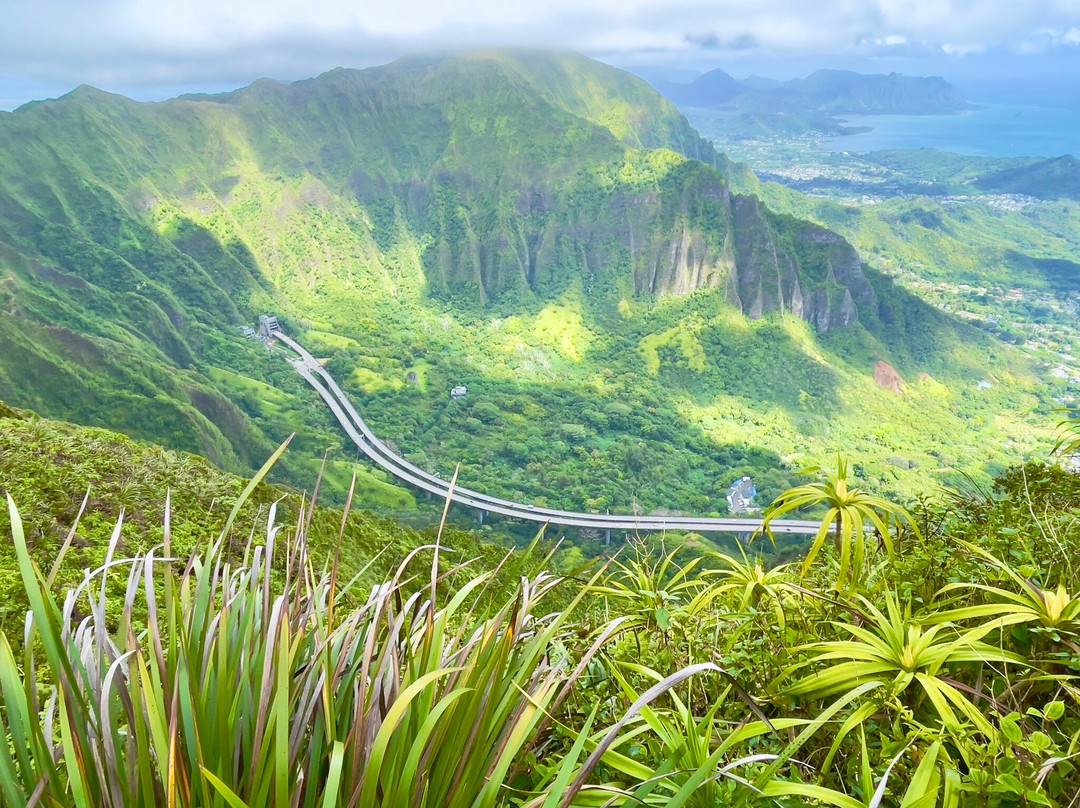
[0,51,878,317]
[0,49,1041,512]
[653,67,970,115]
[975,154,1080,200]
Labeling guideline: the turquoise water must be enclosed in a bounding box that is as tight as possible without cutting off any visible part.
[819,104,1080,158]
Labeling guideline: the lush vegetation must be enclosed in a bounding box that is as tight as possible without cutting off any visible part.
[2,418,1079,805]
[740,150,1080,437]
[2,47,1079,807]
[0,51,1060,524]
[0,400,538,632]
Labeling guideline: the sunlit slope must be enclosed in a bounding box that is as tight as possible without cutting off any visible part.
[0,399,536,631]
[0,50,1049,513]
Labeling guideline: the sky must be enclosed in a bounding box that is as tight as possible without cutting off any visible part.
[2,0,1080,110]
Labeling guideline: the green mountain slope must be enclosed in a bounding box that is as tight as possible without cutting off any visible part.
[976,155,1080,201]
[0,50,1050,515]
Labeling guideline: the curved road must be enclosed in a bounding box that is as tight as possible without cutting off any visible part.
[273,330,822,536]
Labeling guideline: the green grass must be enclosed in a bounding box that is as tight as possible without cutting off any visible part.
[0,403,491,633]
[0,442,581,808]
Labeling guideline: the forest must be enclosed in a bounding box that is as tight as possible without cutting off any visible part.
[0,51,1061,524]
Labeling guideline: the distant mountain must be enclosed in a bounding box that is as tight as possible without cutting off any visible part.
[975,155,1080,200]
[781,70,969,114]
[739,75,783,93]
[618,65,702,87]
[0,50,884,468]
[653,68,970,115]
[657,68,744,107]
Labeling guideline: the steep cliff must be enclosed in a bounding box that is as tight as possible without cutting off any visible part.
[408,143,877,329]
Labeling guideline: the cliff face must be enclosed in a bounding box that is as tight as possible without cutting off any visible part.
[418,159,876,330]
[723,195,876,330]
[0,48,1017,493]
[0,49,882,439]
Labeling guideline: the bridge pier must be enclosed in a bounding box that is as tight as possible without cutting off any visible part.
[605,529,611,546]
[477,509,485,525]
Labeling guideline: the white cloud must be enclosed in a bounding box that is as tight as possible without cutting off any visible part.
[941,42,989,56]
[1,0,1079,98]
[1011,22,1080,53]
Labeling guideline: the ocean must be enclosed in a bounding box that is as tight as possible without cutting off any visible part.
[819,104,1080,158]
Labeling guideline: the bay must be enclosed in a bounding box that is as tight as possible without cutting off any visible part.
[819,104,1080,158]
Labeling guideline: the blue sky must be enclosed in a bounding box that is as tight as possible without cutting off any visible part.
[2,0,1080,109]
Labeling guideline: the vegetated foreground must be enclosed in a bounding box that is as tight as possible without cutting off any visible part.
[2,420,1079,806]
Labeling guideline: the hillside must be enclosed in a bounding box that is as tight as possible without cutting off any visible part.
[6,386,1080,805]
[0,50,1051,517]
[3,391,1079,806]
[976,154,1080,200]
[0,398,542,630]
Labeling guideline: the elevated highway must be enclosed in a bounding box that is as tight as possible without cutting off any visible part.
[273,329,822,536]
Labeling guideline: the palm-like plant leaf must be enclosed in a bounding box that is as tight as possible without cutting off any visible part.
[756,457,919,592]
[1052,406,1080,459]
[778,591,1027,736]
[931,540,1080,643]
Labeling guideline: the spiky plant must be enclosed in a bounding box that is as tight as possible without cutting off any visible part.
[0,440,601,807]
[777,590,1028,746]
[588,542,710,634]
[687,546,797,626]
[757,457,920,593]
[931,540,1080,654]
[1052,406,1080,461]
[530,659,902,808]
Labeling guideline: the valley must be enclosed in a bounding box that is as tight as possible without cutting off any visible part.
[0,51,1060,535]
[2,39,1080,806]
[682,103,1080,442]
[275,323,822,534]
